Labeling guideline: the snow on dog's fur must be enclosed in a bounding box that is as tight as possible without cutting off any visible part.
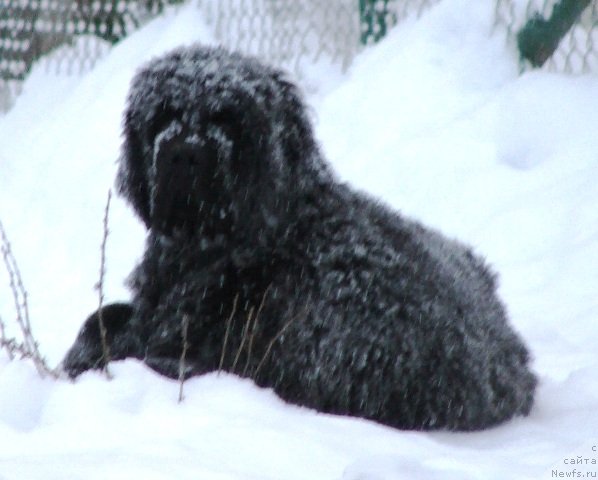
[63,45,536,430]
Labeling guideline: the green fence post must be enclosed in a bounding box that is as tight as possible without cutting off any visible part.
[359,0,395,45]
[517,0,592,67]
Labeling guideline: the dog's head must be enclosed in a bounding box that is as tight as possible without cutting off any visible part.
[117,46,329,244]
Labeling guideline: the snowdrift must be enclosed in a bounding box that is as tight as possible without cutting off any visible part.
[1,0,597,478]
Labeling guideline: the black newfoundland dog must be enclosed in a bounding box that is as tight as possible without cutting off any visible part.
[63,45,536,431]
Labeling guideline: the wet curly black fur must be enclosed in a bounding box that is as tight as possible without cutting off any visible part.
[63,45,536,430]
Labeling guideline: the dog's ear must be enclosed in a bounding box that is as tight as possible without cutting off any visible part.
[216,94,291,247]
[222,74,324,247]
[117,111,152,228]
[274,76,318,170]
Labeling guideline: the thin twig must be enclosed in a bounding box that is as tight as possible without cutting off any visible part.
[0,320,17,360]
[218,293,239,374]
[242,285,271,377]
[0,336,42,364]
[178,313,190,403]
[0,314,11,360]
[96,190,112,379]
[0,220,57,378]
[1,224,34,354]
[231,305,254,373]
[252,307,305,380]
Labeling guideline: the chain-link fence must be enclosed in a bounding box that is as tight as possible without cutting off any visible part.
[0,0,181,110]
[495,0,598,73]
[0,0,443,110]
[1,0,597,112]
[199,0,360,74]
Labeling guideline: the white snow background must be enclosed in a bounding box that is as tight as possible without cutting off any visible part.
[1,0,597,478]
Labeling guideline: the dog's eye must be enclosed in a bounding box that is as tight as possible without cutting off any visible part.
[209,108,235,126]
[208,109,240,139]
[149,106,181,143]
[190,143,218,166]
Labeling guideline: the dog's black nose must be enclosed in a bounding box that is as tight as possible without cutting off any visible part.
[151,127,218,235]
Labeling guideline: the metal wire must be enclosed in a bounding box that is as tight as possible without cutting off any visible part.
[201,0,360,73]
[0,0,442,111]
[2,0,594,112]
[495,0,597,73]
[0,0,176,110]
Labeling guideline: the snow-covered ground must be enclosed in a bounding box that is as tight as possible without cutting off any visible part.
[1,0,597,478]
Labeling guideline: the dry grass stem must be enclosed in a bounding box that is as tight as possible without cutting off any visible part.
[252,307,305,380]
[0,220,57,378]
[231,305,254,373]
[218,293,239,374]
[178,313,190,403]
[242,285,271,377]
[95,189,113,379]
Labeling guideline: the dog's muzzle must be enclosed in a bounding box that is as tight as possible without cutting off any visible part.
[150,121,219,235]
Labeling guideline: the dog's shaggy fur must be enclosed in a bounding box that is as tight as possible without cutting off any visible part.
[63,45,536,430]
